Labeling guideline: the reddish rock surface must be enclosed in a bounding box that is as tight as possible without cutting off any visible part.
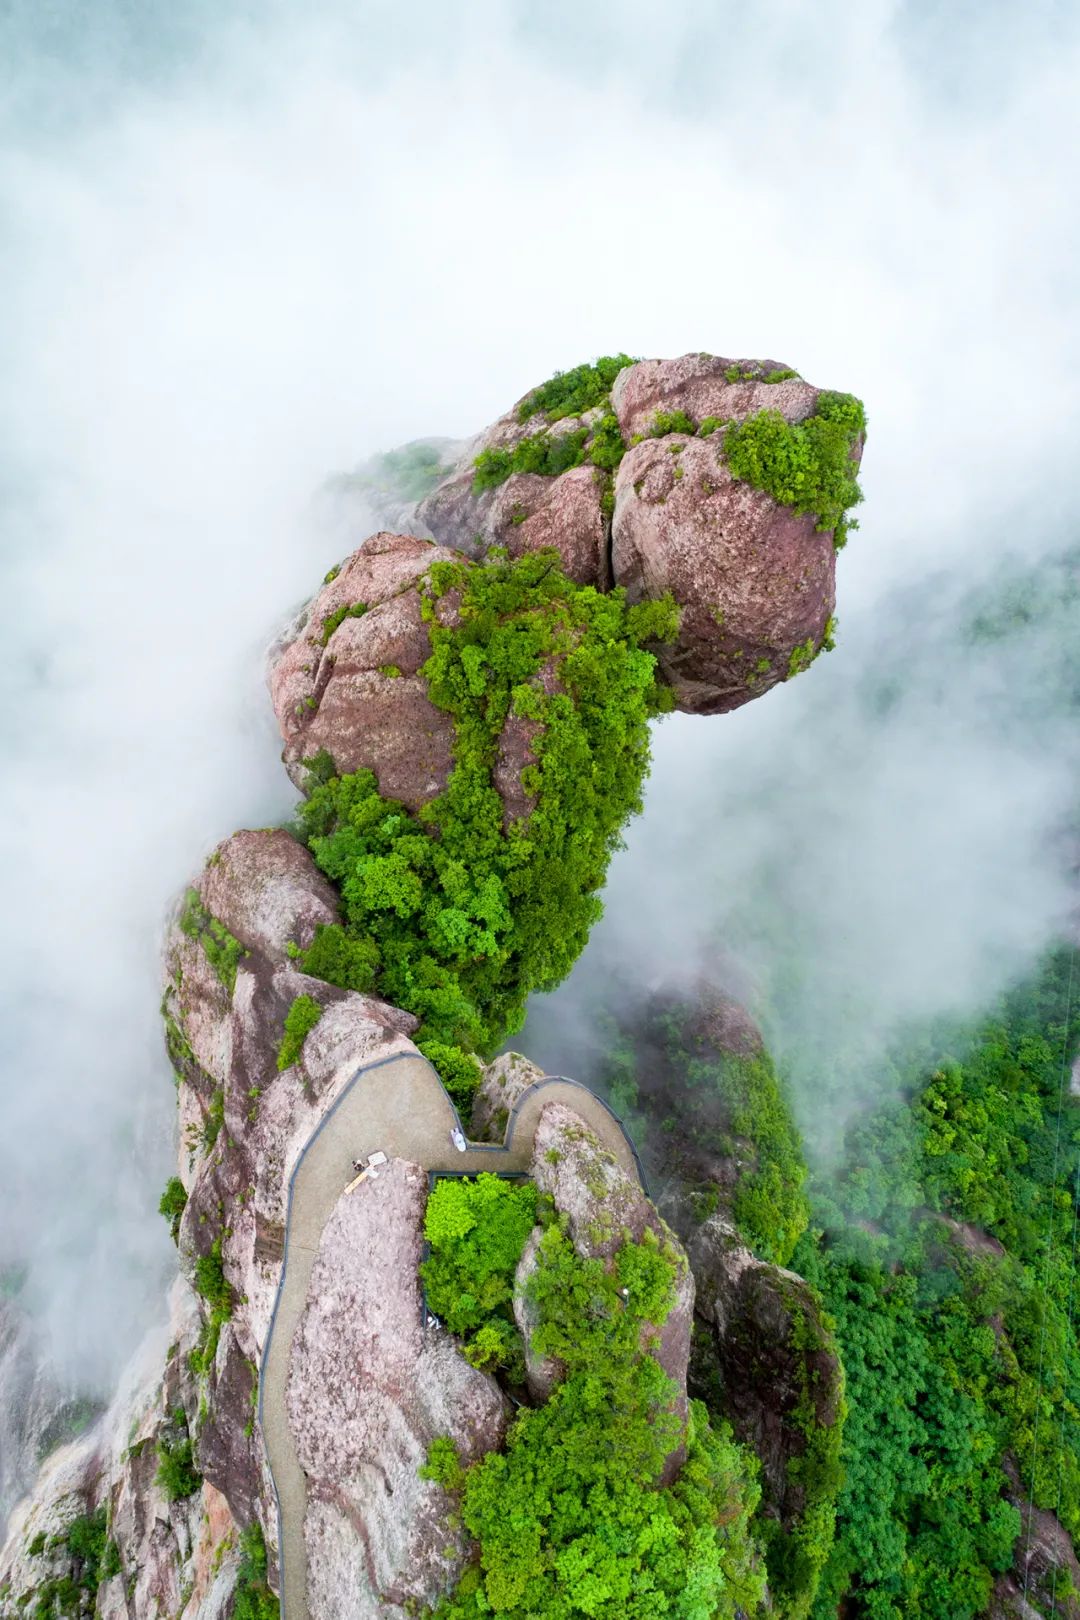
[612,434,837,714]
[609,352,818,442]
[268,532,460,809]
[288,1158,508,1618]
[417,407,609,586]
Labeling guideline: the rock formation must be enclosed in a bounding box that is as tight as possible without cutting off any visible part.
[0,352,865,1619]
[417,352,865,713]
[514,1102,694,1484]
[689,1215,843,1539]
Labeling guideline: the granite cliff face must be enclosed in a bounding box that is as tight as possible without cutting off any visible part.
[0,353,866,1620]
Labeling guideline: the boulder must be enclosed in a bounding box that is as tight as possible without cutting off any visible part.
[609,352,818,443]
[268,532,461,809]
[287,1157,508,1617]
[611,433,836,714]
[517,1102,694,1483]
[469,1050,545,1143]
[417,406,610,586]
[689,1214,843,1531]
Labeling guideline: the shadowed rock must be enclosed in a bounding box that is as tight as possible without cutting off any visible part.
[689,1214,843,1533]
[417,401,608,585]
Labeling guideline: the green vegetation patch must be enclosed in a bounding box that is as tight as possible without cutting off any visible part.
[295,549,678,1053]
[179,890,245,996]
[424,1221,765,1620]
[320,600,368,646]
[276,993,324,1072]
[517,354,637,423]
[155,1408,201,1501]
[189,1234,234,1378]
[721,391,866,549]
[233,1525,279,1620]
[417,1039,483,1110]
[421,1172,539,1376]
[27,1506,120,1616]
[158,1176,188,1242]
[798,947,1080,1619]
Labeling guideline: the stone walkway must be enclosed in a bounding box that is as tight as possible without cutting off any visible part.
[258,1051,643,1620]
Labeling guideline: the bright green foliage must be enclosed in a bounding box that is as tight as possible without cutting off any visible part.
[296,550,678,1051]
[417,1039,483,1109]
[158,1176,187,1242]
[233,1525,280,1620]
[421,1174,538,1373]
[586,410,627,472]
[155,1409,201,1500]
[297,921,379,993]
[27,1506,120,1617]
[517,354,637,423]
[276,993,323,1072]
[474,357,634,491]
[787,639,815,679]
[800,948,1080,1618]
[320,600,368,645]
[473,427,590,490]
[722,391,866,547]
[765,368,799,383]
[698,416,723,437]
[426,1222,765,1620]
[193,1235,233,1313]
[179,890,245,995]
[651,408,697,437]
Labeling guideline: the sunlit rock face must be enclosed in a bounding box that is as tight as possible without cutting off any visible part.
[268,531,461,810]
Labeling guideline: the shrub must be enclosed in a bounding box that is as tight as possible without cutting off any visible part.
[418,1039,483,1109]
[297,921,379,993]
[158,1176,188,1242]
[722,391,866,547]
[178,890,245,996]
[421,1173,538,1343]
[155,1410,201,1500]
[320,600,368,645]
[517,354,637,423]
[276,993,323,1072]
[28,1506,120,1614]
[233,1525,279,1620]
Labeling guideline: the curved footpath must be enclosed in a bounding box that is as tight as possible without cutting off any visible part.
[259,1050,644,1620]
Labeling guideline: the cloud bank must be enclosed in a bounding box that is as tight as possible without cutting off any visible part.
[0,0,1078,1385]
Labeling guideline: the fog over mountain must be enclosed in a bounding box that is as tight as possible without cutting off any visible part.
[1,0,1079,1393]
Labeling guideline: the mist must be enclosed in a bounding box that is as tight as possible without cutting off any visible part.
[1,0,1079,1392]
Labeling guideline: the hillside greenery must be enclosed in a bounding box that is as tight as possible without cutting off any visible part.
[294,550,678,1090]
[797,947,1080,1619]
[421,1178,765,1619]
